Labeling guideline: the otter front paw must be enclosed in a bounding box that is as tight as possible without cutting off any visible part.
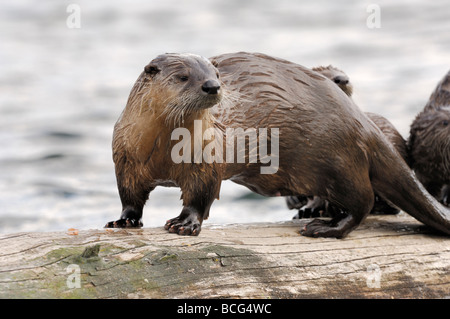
[164,207,203,236]
[164,217,201,236]
[104,218,143,228]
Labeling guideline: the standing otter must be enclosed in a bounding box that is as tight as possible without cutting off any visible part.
[107,52,450,238]
[287,65,407,217]
[408,70,450,206]
[106,53,223,234]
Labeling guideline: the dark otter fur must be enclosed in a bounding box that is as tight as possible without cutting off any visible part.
[408,70,450,206]
[422,70,450,111]
[287,65,407,217]
[107,52,450,238]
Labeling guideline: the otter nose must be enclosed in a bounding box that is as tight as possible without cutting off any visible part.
[202,80,220,95]
[333,76,349,85]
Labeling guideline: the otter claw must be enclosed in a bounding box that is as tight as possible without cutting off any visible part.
[164,217,201,236]
[104,218,143,228]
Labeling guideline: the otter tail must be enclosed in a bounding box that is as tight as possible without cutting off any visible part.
[371,140,450,235]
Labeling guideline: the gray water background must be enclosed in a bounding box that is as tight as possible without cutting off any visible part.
[0,0,449,234]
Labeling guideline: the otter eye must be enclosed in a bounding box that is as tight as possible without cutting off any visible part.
[216,72,220,79]
[179,75,189,82]
[443,120,449,126]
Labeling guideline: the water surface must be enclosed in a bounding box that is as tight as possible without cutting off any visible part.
[0,0,449,233]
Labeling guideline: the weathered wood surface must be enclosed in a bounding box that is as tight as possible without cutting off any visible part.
[0,214,449,299]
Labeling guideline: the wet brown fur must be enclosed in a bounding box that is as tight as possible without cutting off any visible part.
[408,70,450,205]
[108,52,450,238]
[423,70,450,111]
[109,53,224,232]
[212,53,450,237]
[287,65,408,217]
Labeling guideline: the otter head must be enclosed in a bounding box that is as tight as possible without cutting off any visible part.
[312,65,353,97]
[425,70,450,111]
[142,53,222,125]
[411,106,450,173]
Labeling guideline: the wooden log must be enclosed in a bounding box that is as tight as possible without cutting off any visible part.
[0,214,449,299]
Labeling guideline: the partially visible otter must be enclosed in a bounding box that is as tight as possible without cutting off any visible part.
[422,70,450,111]
[287,65,407,218]
[408,70,450,206]
[311,65,353,96]
[107,52,450,238]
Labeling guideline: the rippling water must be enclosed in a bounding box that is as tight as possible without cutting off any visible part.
[0,0,449,233]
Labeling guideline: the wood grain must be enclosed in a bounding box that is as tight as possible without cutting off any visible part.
[0,214,449,298]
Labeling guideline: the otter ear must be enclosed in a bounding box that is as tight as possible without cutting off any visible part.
[210,58,219,68]
[144,63,161,77]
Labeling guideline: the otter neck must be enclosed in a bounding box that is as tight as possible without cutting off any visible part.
[173,109,218,155]
[179,109,215,132]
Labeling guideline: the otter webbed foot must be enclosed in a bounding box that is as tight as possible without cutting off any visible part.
[104,206,143,228]
[164,206,203,236]
[300,213,356,239]
[104,218,143,228]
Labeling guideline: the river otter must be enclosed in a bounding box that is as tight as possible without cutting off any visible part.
[311,65,353,96]
[287,65,407,217]
[106,53,223,234]
[422,70,450,112]
[408,70,450,206]
[106,52,450,238]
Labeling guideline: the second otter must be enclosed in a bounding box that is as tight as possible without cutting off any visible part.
[286,65,407,218]
[408,70,450,206]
